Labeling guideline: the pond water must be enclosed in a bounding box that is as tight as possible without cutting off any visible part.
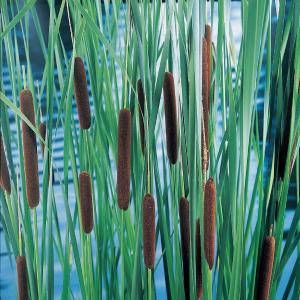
[0,2,297,299]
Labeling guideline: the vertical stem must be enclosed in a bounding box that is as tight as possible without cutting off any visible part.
[147,268,152,300]
[121,210,125,300]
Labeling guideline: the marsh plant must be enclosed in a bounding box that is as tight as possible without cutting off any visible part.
[0,0,299,299]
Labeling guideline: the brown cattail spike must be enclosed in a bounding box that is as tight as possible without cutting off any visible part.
[74,56,91,130]
[137,79,145,154]
[204,177,216,269]
[256,236,275,300]
[0,133,11,194]
[205,24,212,89]
[39,123,46,156]
[16,256,28,300]
[79,172,94,234]
[117,109,131,210]
[196,219,203,300]
[20,89,39,208]
[179,197,190,300]
[163,72,178,164]
[143,194,156,269]
[202,38,209,171]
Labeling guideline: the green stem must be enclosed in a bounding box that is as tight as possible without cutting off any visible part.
[147,268,152,300]
[121,210,125,300]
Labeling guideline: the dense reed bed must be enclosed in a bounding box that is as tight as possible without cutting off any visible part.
[0,1,299,299]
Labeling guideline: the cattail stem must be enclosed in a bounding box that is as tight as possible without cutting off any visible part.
[204,177,216,270]
[137,79,145,154]
[20,89,39,208]
[117,109,131,210]
[179,197,190,299]
[74,56,91,130]
[79,171,93,233]
[143,194,156,269]
[0,133,11,194]
[163,72,178,164]
[202,38,209,172]
[256,236,275,300]
[16,256,28,300]
[196,219,203,300]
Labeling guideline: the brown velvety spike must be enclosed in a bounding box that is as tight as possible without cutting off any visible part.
[79,172,94,233]
[204,177,216,270]
[143,194,156,269]
[137,79,145,153]
[16,256,28,300]
[74,56,91,130]
[205,24,212,90]
[202,38,209,171]
[163,72,178,164]
[256,236,275,300]
[0,133,11,194]
[179,197,190,300]
[117,109,131,210]
[20,90,39,208]
[39,123,46,156]
[196,219,203,300]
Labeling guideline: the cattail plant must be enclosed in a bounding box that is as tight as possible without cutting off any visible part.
[137,79,145,154]
[163,72,178,164]
[39,122,46,156]
[256,236,275,300]
[143,194,156,269]
[205,24,212,90]
[196,219,203,300]
[179,197,190,300]
[202,38,209,172]
[204,177,216,270]
[0,133,11,194]
[117,109,131,210]
[16,256,28,300]
[20,89,39,208]
[74,56,91,130]
[79,171,94,234]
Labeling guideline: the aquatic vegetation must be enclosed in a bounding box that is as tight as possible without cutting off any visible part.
[0,1,299,299]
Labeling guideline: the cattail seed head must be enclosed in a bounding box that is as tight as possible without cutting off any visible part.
[256,236,275,300]
[196,219,203,300]
[39,122,46,156]
[205,24,212,85]
[202,38,210,171]
[117,109,131,210]
[137,79,145,154]
[74,56,91,130]
[20,89,39,208]
[16,256,28,300]
[143,194,156,269]
[0,133,11,194]
[179,197,190,300]
[163,72,178,164]
[204,177,216,269]
[79,171,94,234]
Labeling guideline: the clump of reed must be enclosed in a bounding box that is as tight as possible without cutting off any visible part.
[196,219,203,300]
[74,56,91,130]
[79,171,94,234]
[20,89,39,208]
[256,236,275,300]
[137,79,145,154]
[117,108,132,210]
[16,256,28,300]
[179,197,190,299]
[0,133,11,194]
[143,194,156,269]
[204,177,216,269]
[163,72,178,164]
